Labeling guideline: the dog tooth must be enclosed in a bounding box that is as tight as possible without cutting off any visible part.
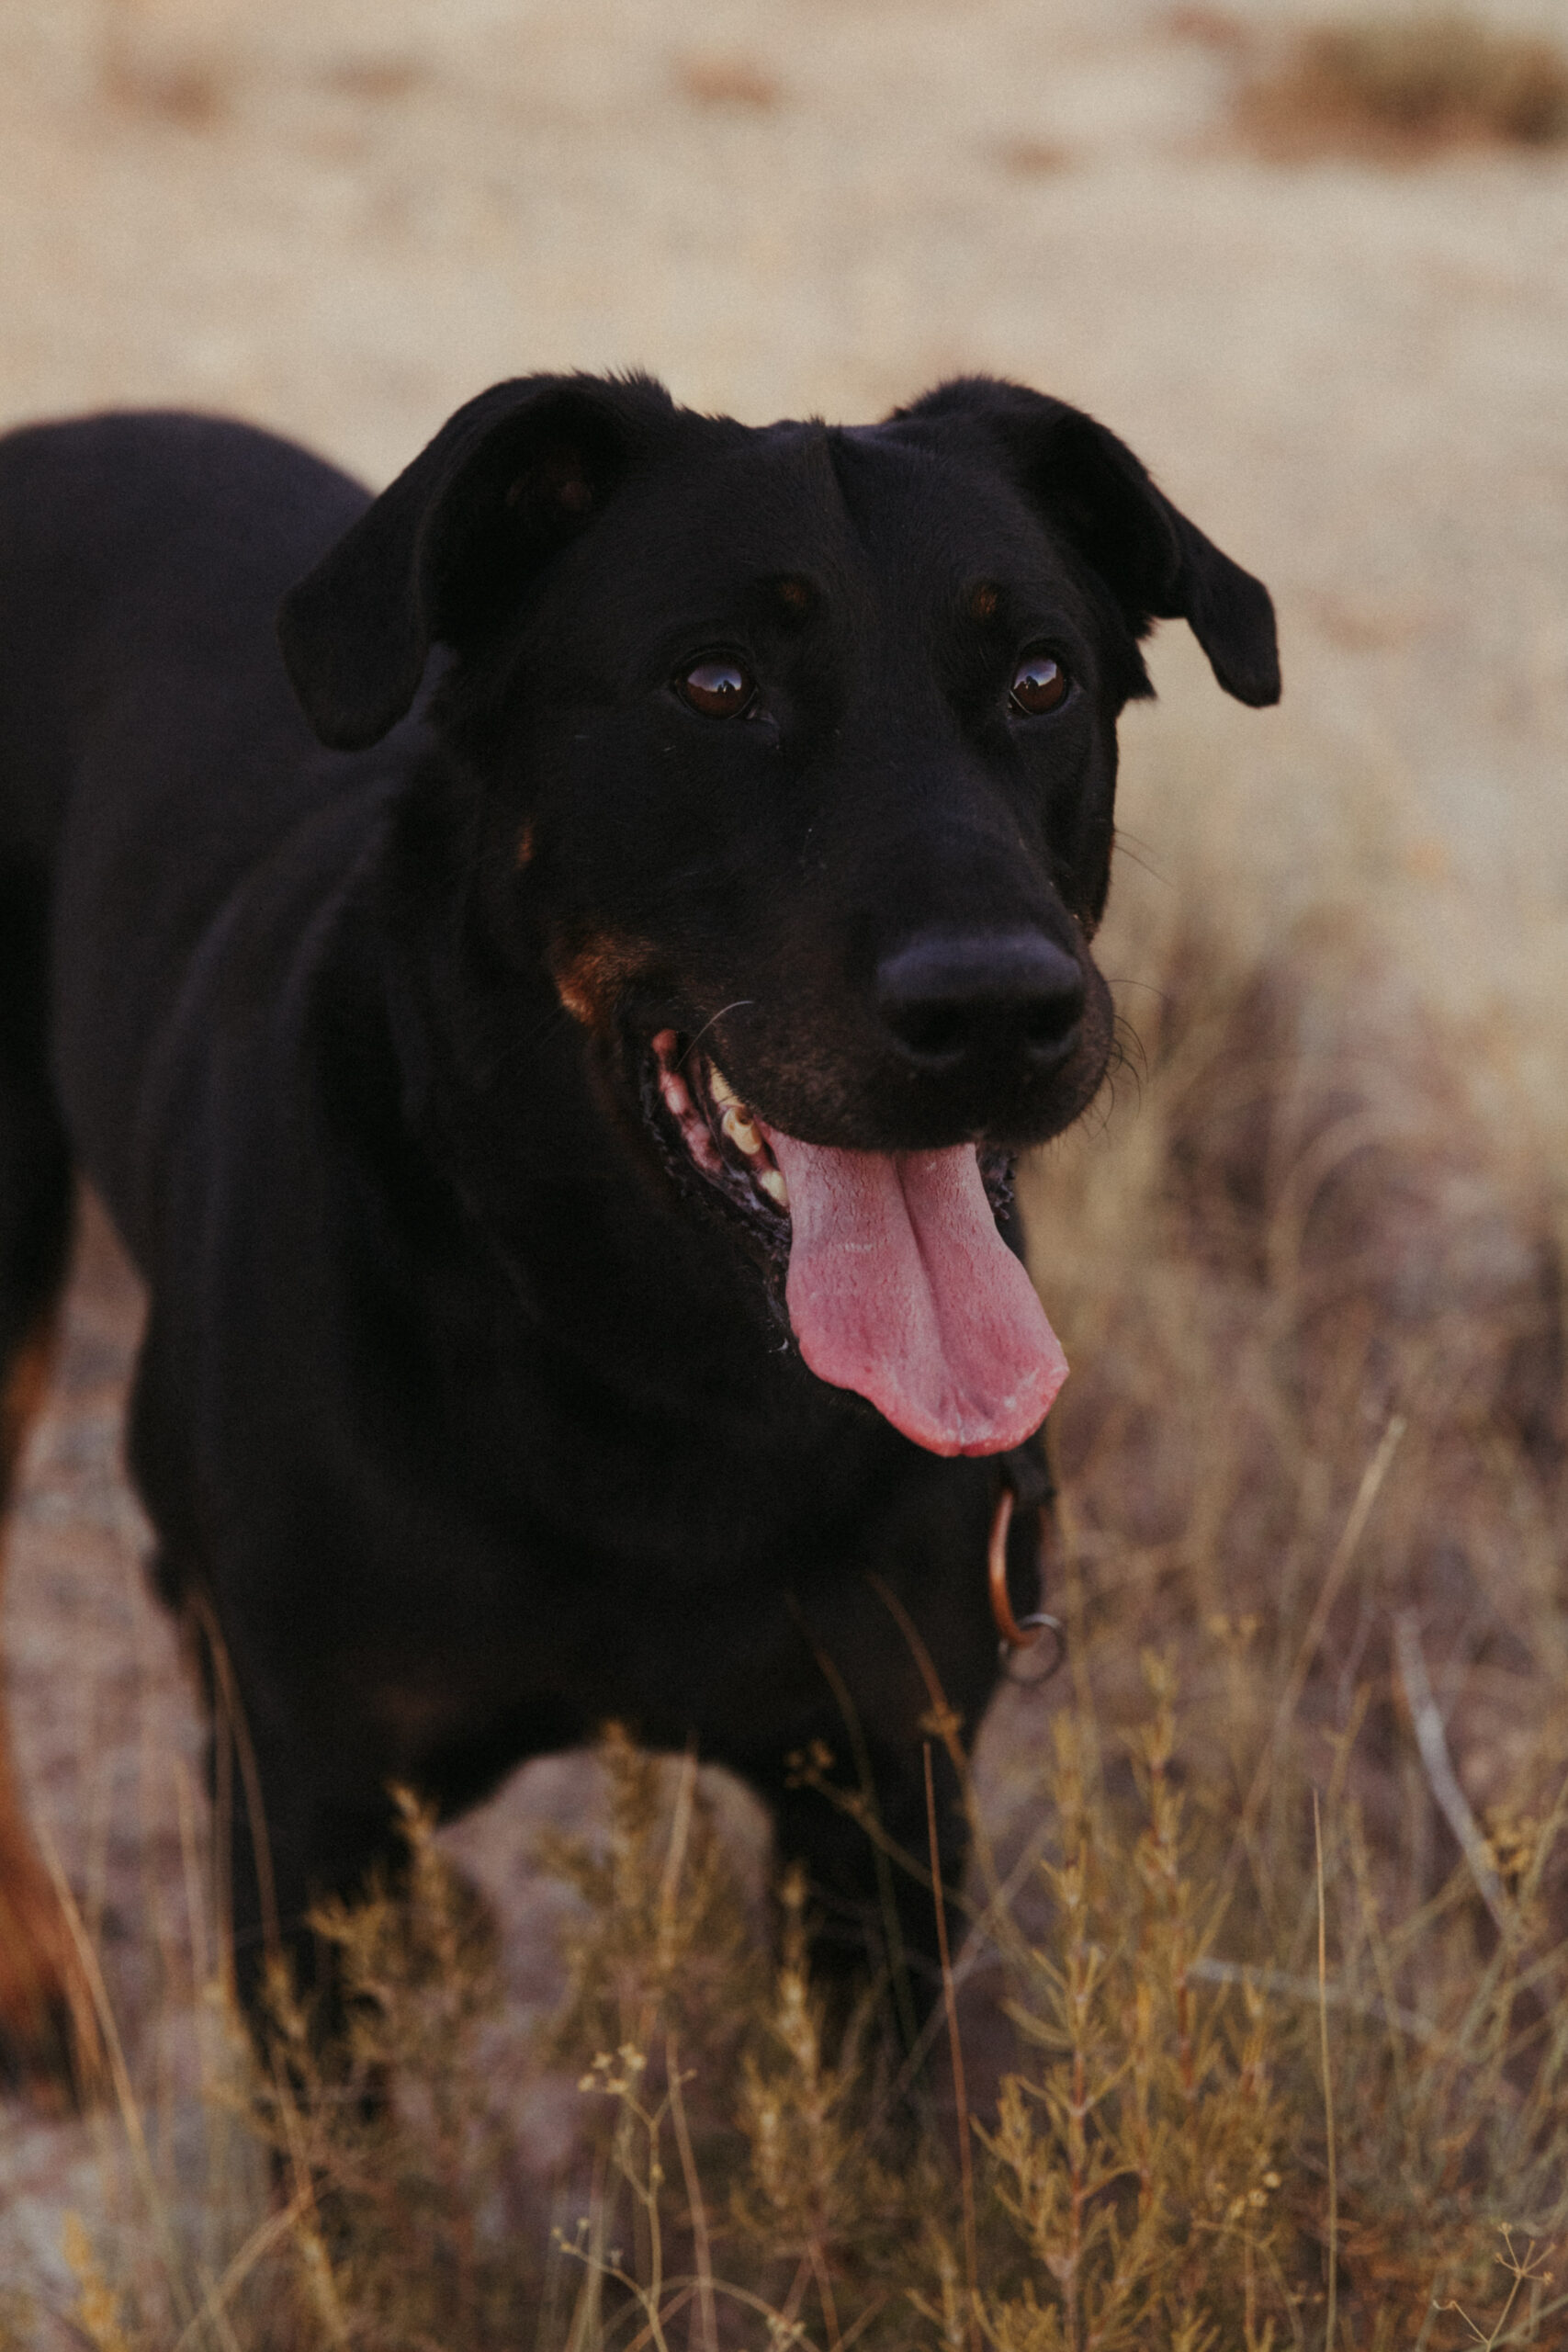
[707,1064,739,1108]
[757,1167,789,1210]
[722,1107,761,1157]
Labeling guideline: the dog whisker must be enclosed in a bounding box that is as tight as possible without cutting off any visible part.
[677,1000,757,1072]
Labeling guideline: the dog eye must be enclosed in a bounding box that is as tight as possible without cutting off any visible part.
[677,659,755,718]
[1010,654,1069,716]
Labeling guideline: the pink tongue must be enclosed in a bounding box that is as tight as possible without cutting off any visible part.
[761,1132,1067,1457]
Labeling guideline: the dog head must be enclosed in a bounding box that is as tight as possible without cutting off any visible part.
[279,372,1278,1457]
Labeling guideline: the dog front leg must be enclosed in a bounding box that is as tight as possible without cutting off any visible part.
[741,1730,972,2053]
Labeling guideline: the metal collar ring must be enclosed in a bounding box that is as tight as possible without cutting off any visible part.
[987,1483,1067,1687]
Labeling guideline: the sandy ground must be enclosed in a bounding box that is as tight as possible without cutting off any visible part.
[1,0,1566,2329]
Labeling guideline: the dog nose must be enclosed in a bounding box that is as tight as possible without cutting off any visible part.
[874,930,1085,1073]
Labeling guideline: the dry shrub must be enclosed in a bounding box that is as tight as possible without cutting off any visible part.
[1162,6,1254,55]
[1031,906,1568,1908]
[1236,13,1568,160]
[994,138,1073,179]
[674,56,781,112]
[316,56,426,106]
[60,1675,1568,2347]
[100,53,224,129]
[57,898,1568,2346]
[96,0,233,128]
[1016,895,1568,2335]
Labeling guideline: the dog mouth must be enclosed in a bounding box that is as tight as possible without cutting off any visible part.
[649,1028,795,1227]
[643,1028,1067,1458]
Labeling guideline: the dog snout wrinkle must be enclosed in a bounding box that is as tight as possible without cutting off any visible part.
[874,929,1085,1074]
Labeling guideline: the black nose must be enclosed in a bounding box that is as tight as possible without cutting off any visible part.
[874,929,1085,1073]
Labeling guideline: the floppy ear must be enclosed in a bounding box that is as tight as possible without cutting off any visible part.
[893,378,1280,708]
[277,372,676,751]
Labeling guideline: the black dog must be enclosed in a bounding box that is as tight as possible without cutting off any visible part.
[0,373,1277,2077]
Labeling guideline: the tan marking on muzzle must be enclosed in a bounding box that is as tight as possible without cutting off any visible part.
[550,932,659,1030]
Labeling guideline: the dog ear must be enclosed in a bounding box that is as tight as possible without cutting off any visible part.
[892,378,1280,708]
[278,373,675,751]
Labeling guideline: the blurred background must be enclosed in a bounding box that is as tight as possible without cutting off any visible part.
[3,1,1568,2338]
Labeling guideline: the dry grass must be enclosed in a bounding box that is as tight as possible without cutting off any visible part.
[1236,13,1568,162]
[15,835,1568,2349]
[36,1670,1568,2348]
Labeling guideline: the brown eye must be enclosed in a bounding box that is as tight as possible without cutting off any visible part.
[678,658,754,718]
[1010,653,1068,716]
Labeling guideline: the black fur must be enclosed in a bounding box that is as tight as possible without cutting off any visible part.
[0,375,1277,2026]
